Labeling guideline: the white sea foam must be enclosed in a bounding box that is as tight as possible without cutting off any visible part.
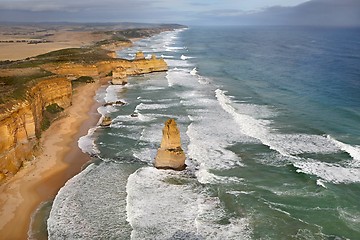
[104,85,125,103]
[316,179,327,188]
[327,135,360,166]
[166,68,198,88]
[185,97,254,184]
[135,102,178,110]
[337,208,360,232]
[165,46,186,52]
[190,67,197,75]
[160,54,174,59]
[215,88,360,184]
[165,59,193,67]
[48,162,132,239]
[214,89,350,156]
[139,124,162,143]
[132,148,157,163]
[78,127,100,155]
[126,167,200,239]
[293,160,360,184]
[126,167,252,239]
[181,54,194,60]
[97,105,116,116]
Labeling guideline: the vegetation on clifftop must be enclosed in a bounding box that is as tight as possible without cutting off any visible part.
[0,69,54,104]
[0,24,183,106]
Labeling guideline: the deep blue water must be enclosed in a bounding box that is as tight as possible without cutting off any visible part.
[44,26,360,239]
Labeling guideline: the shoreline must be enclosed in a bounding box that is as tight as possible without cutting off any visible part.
[0,79,104,239]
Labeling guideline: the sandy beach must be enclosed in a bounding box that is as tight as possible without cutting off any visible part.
[0,80,103,239]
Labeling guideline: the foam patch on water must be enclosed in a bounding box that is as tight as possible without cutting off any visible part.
[165,59,193,68]
[165,46,186,52]
[139,124,162,143]
[143,86,165,91]
[190,67,197,75]
[337,208,360,232]
[126,167,200,239]
[195,168,244,185]
[187,123,243,171]
[78,127,100,155]
[181,54,195,60]
[214,89,356,156]
[132,147,157,164]
[166,69,199,88]
[104,85,125,103]
[107,131,141,141]
[135,102,178,110]
[293,159,360,184]
[327,135,360,167]
[126,167,252,240]
[48,162,132,239]
[160,54,174,59]
[215,88,360,184]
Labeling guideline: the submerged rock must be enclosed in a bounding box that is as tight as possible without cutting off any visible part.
[103,100,126,107]
[100,116,112,127]
[154,119,186,171]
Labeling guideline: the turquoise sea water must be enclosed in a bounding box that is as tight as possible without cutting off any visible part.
[45,27,360,239]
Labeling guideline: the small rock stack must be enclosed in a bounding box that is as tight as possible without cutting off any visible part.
[154,119,186,170]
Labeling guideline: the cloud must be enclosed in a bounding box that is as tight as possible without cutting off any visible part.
[0,0,153,12]
[0,0,358,26]
[239,0,360,26]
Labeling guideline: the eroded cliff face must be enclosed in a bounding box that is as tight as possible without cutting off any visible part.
[40,63,99,78]
[0,76,72,181]
[41,54,168,82]
[0,103,36,179]
[0,53,168,182]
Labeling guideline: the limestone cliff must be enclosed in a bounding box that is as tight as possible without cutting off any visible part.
[40,63,99,78]
[0,77,72,181]
[0,52,168,182]
[134,51,145,60]
[154,119,186,171]
[40,56,167,83]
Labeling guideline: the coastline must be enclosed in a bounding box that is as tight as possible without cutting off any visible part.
[0,80,103,239]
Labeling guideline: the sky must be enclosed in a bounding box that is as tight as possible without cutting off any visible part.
[0,0,359,26]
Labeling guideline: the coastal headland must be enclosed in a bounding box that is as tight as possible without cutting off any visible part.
[0,22,184,239]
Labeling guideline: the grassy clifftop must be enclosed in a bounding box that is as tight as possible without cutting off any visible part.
[0,24,185,106]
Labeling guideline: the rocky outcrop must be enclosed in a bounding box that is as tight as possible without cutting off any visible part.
[41,56,167,84]
[100,116,112,127]
[101,56,168,83]
[154,119,186,171]
[135,51,145,60]
[111,67,128,85]
[103,100,126,107]
[40,63,99,78]
[41,56,168,81]
[0,77,72,181]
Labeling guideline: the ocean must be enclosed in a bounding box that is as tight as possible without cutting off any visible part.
[36,26,360,239]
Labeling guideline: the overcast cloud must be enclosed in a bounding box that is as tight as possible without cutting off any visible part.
[0,0,359,26]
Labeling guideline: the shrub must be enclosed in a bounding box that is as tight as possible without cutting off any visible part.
[73,76,95,83]
[41,116,51,131]
[45,103,64,114]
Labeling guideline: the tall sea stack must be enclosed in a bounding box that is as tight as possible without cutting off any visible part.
[154,119,186,170]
